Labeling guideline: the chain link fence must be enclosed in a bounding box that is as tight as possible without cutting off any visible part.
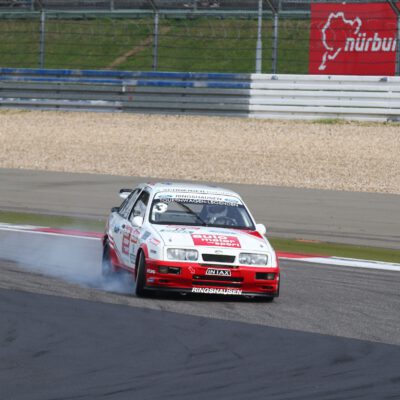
[0,0,398,74]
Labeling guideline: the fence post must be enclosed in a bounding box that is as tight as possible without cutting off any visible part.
[272,10,278,74]
[397,15,400,75]
[152,11,159,71]
[388,0,400,75]
[110,0,114,12]
[265,0,278,74]
[255,0,263,73]
[39,10,46,68]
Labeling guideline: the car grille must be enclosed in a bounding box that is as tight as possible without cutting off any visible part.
[202,254,235,263]
[192,275,243,288]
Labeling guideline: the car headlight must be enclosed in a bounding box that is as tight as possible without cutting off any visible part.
[167,248,198,261]
[239,253,268,266]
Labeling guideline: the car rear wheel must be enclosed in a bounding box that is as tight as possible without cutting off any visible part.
[135,251,148,297]
[102,242,116,278]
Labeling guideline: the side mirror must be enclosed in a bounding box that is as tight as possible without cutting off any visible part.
[111,206,119,213]
[255,223,266,236]
[119,188,133,199]
[132,216,144,228]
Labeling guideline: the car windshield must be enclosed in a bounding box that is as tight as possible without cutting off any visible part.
[150,192,255,230]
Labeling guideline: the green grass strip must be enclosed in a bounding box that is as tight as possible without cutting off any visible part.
[0,210,105,232]
[1,210,400,264]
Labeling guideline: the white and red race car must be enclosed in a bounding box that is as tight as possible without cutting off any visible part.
[102,182,280,299]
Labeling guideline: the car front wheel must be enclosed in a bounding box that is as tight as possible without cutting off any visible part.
[135,251,148,297]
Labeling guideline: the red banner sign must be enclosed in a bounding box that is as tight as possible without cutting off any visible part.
[309,2,398,75]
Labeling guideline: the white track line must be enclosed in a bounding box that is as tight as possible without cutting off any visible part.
[0,226,100,241]
[1,225,399,272]
[280,256,400,272]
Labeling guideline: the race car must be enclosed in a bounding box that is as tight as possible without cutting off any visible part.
[102,182,280,299]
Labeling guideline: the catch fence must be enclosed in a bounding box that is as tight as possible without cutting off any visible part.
[0,0,400,75]
[1,0,399,75]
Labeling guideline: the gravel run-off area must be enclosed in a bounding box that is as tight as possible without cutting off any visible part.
[0,110,399,194]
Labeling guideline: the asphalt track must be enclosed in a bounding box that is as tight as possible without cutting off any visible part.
[1,229,400,399]
[1,168,400,399]
[1,168,400,249]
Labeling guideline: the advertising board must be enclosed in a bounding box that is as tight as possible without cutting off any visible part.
[309,2,399,75]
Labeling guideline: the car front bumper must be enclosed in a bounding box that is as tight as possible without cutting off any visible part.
[144,259,280,297]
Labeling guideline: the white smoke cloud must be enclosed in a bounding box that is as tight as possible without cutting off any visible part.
[0,229,133,294]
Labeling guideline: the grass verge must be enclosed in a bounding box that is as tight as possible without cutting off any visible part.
[1,210,400,264]
[0,15,310,73]
[0,210,105,232]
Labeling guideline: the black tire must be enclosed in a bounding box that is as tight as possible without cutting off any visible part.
[135,251,148,297]
[102,242,116,278]
[265,279,280,302]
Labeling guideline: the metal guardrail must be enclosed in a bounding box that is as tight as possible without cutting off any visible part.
[249,74,400,121]
[0,68,252,115]
[1,68,400,121]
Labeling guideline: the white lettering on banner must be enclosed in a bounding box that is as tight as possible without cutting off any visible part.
[192,287,242,295]
[345,32,397,53]
[318,12,396,71]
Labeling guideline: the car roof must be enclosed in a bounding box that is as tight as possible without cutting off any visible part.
[144,182,241,199]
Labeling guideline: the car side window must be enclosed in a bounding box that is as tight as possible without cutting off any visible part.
[119,189,140,219]
[129,190,150,222]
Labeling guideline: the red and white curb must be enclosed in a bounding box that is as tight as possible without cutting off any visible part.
[1,223,399,272]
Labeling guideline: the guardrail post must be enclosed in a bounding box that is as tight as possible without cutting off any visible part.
[39,10,46,68]
[255,0,263,73]
[152,11,159,71]
[110,0,114,12]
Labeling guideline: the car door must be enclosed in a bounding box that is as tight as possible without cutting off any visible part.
[112,188,141,267]
[120,189,151,268]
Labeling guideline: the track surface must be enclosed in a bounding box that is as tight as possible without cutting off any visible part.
[1,168,400,249]
[1,169,400,399]
[1,230,400,399]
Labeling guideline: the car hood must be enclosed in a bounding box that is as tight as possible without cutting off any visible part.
[152,225,272,253]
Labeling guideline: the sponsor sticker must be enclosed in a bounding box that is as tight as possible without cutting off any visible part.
[192,234,241,248]
[206,268,231,277]
[188,266,196,274]
[155,192,242,207]
[140,231,151,241]
[192,287,242,295]
[160,227,200,234]
[150,237,161,246]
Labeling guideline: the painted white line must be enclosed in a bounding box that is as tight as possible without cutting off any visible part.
[0,223,46,230]
[1,225,399,272]
[0,226,100,241]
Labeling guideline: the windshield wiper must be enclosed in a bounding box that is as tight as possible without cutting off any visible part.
[176,202,208,226]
